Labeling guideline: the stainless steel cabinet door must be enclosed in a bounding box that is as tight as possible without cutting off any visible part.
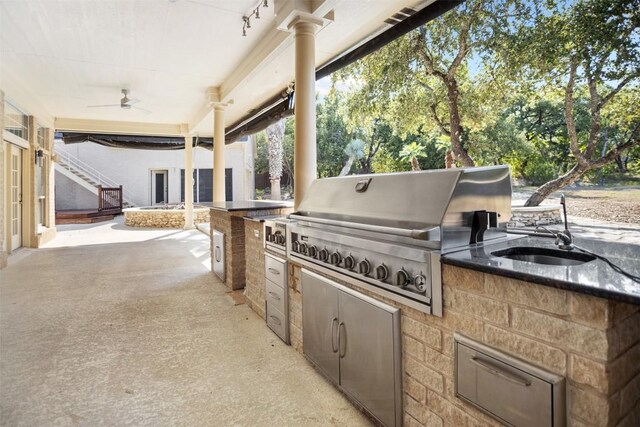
[338,290,399,427]
[302,270,340,384]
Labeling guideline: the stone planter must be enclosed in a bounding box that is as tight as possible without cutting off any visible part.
[123,206,210,228]
[508,204,562,228]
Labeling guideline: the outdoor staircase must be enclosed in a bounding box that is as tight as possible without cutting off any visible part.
[54,148,136,209]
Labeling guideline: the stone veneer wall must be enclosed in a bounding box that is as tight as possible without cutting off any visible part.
[284,263,640,427]
[211,209,290,291]
[124,208,209,228]
[509,205,562,228]
[244,219,266,319]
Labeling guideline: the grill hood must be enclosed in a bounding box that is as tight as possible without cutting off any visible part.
[293,165,512,252]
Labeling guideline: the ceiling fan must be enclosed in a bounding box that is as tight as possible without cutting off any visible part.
[87,89,150,113]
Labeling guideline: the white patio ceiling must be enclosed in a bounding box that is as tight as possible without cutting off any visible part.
[1,0,433,136]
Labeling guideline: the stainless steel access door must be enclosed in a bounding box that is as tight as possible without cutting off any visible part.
[213,230,225,281]
[302,270,340,384]
[338,289,400,427]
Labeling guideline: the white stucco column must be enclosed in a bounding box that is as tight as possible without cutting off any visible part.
[183,128,194,229]
[213,105,226,203]
[293,18,318,210]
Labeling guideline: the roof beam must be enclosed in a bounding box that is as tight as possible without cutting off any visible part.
[55,118,183,136]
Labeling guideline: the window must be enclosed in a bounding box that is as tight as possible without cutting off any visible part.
[181,168,233,202]
[4,101,29,140]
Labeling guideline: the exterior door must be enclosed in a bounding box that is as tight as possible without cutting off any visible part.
[302,269,340,384]
[151,170,168,204]
[10,144,22,250]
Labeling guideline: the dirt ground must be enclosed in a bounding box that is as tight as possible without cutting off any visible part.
[514,187,640,225]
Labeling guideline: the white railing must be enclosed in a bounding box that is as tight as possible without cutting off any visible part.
[54,148,136,206]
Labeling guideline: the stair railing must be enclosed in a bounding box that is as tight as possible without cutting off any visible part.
[54,148,136,206]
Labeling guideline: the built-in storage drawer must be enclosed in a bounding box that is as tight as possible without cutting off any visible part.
[455,334,565,427]
[266,303,288,342]
[266,279,285,314]
[265,254,286,287]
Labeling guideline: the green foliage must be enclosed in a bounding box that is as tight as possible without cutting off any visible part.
[522,155,560,186]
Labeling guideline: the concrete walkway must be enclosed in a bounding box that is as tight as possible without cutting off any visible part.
[0,217,371,426]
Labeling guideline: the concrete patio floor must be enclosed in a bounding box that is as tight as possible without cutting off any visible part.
[0,217,371,426]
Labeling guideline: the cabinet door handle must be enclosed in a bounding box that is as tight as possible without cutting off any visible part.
[215,246,221,262]
[268,268,280,275]
[331,318,338,353]
[471,356,531,387]
[268,291,280,301]
[269,315,281,326]
[338,322,346,358]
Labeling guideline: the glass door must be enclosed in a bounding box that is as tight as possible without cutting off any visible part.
[10,144,22,250]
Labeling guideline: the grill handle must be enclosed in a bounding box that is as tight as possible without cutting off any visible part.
[289,214,440,241]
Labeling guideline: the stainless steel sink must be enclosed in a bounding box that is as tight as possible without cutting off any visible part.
[491,246,596,266]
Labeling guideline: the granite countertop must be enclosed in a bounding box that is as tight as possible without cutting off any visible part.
[209,201,292,212]
[442,234,640,304]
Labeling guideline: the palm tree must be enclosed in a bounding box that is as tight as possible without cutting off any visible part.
[339,139,365,176]
[265,120,285,200]
[400,142,427,171]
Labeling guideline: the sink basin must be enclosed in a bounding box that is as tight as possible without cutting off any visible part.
[491,247,596,266]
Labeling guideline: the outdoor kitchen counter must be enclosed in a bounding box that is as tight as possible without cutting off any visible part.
[442,235,640,305]
[210,201,293,212]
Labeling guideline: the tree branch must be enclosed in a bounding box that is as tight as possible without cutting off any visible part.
[592,123,640,168]
[599,72,640,109]
[564,58,586,165]
[413,30,448,81]
[448,22,470,78]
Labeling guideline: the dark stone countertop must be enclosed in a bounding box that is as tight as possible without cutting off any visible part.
[442,234,640,305]
[209,201,292,212]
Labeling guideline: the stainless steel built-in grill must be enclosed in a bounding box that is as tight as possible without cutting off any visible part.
[288,166,512,315]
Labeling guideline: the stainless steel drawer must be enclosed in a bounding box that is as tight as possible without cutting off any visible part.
[455,334,565,427]
[266,278,286,314]
[266,303,288,343]
[265,254,286,287]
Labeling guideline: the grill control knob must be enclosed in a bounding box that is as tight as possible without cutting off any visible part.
[275,233,285,245]
[291,241,300,253]
[343,255,355,270]
[308,245,318,258]
[376,264,389,281]
[299,242,308,255]
[358,259,371,275]
[330,251,342,266]
[414,274,427,292]
[319,248,329,262]
[396,269,410,287]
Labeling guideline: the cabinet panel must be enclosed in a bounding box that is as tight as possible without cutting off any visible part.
[338,290,399,427]
[266,304,288,342]
[302,270,340,384]
[266,279,285,314]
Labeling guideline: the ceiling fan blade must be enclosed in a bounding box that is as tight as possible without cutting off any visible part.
[87,103,121,108]
[131,105,152,114]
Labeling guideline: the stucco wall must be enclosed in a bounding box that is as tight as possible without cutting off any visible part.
[0,90,7,268]
[54,171,99,210]
[55,140,249,207]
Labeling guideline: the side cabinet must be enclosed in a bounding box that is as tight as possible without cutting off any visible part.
[302,269,402,427]
[265,253,289,343]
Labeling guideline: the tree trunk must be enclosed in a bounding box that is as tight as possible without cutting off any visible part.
[270,178,281,200]
[339,157,354,176]
[445,150,455,169]
[446,79,475,167]
[524,164,586,207]
[411,157,421,171]
[615,154,627,173]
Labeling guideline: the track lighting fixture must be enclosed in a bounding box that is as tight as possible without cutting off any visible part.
[242,0,270,37]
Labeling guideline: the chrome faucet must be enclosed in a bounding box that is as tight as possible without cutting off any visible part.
[536,193,573,250]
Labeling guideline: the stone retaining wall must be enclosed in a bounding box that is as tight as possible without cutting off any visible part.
[509,204,562,228]
[124,208,209,228]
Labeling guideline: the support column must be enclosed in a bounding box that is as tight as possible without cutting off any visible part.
[293,18,318,210]
[183,127,194,229]
[213,105,226,203]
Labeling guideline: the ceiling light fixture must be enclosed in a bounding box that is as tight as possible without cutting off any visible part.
[242,0,270,37]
